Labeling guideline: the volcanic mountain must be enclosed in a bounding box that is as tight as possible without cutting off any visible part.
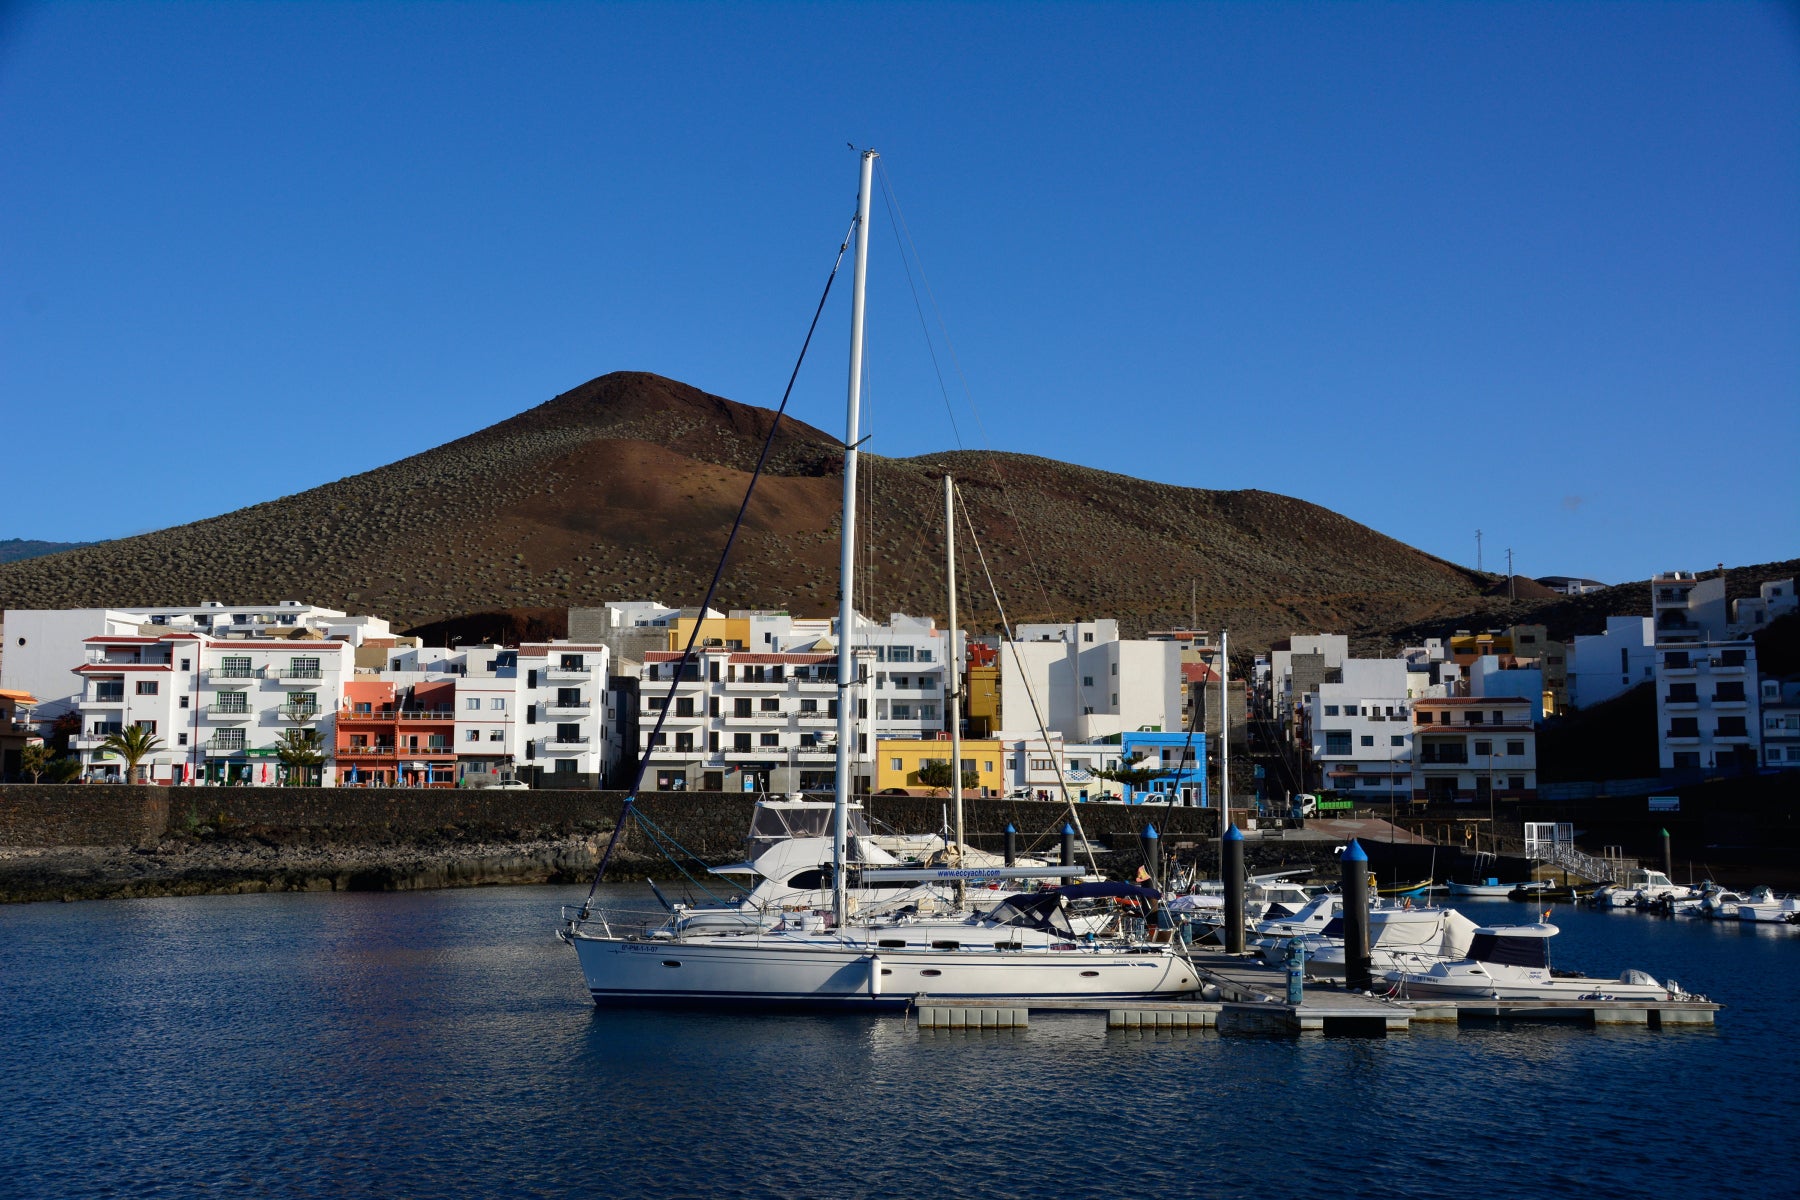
[0,371,1496,647]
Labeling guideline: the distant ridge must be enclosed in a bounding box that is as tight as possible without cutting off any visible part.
[0,371,1496,647]
[0,538,95,564]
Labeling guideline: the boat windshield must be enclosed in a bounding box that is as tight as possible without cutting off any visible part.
[985,882,1161,937]
[1468,932,1550,968]
[745,802,872,853]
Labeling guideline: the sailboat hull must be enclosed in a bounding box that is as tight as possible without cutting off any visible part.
[568,931,1200,1010]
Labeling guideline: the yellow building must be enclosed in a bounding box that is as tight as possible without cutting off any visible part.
[667,614,752,652]
[875,738,1004,796]
[964,664,1000,737]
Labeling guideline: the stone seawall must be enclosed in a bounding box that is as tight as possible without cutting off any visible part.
[0,786,1249,903]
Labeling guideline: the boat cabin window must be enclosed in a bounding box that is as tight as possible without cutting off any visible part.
[1468,933,1549,969]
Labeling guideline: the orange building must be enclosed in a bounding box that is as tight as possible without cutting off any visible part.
[336,679,457,787]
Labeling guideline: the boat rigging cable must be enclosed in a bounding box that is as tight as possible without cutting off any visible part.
[576,217,859,921]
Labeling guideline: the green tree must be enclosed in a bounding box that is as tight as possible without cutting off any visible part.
[98,725,164,784]
[274,727,325,787]
[19,742,51,783]
[916,759,979,795]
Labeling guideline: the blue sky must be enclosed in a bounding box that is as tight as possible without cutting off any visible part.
[3,1,1796,586]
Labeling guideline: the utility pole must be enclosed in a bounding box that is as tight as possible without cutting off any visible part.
[1476,530,1484,573]
[1507,548,1515,601]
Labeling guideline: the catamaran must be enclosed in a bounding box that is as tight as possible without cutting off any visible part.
[559,150,1202,1008]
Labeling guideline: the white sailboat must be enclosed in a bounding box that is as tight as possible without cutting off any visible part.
[560,150,1201,1009]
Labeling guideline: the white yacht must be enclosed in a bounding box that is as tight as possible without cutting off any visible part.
[561,151,1200,1009]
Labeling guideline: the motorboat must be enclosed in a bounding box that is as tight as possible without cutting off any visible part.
[1736,888,1800,924]
[1385,923,1692,1002]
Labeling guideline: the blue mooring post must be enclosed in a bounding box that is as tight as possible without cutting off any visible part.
[1139,823,1161,887]
[1060,822,1075,868]
[1342,839,1372,992]
[1003,823,1018,867]
[1223,822,1246,954]
[1662,828,1673,880]
[1285,938,1306,1005]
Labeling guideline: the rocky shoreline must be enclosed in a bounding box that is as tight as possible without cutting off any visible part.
[0,829,621,904]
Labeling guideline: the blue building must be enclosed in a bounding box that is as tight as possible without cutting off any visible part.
[1114,730,1208,806]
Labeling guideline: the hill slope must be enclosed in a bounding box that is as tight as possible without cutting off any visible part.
[0,371,1493,646]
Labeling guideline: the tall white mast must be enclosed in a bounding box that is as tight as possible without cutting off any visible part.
[1220,629,1230,831]
[946,474,965,907]
[833,148,877,928]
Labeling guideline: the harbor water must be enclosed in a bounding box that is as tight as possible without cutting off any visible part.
[3,885,1795,1199]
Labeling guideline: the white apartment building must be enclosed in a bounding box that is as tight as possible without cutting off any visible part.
[994,731,1126,801]
[1566,616,1656,710]
[1650,571,1789,775]
[451,646,520,781]
[1410,697,1537,804]
[1302,659,1414,802]
[998,619,1181,743]
[5,602,389,722]
[1761,679,1800,770]
[72,631,353,784]
[517,642,613,786]
[637,648,843,792]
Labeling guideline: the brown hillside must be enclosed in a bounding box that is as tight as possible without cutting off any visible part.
[0,371,1495,647]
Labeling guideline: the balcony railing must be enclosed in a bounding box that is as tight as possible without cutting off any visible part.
[339,744,397,756]
[204,738,250,754]
[207,705,253,721]
[208,667,265,683]
[396,710,455,721]
[281,707,321,723]
[539,736,590,753]
[88,693,126,706]
[543,701,590,717]
[541,665,592,681]
[274,668,324,683]
[1419,750,1469,765]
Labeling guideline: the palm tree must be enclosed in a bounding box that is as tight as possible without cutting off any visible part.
[274,727,325,787]
[99,725,165,784]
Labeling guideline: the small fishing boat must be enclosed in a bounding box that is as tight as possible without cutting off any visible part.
[1449,880,1541,899]
[1736,889,1800,924]
[1375,878,1434,899]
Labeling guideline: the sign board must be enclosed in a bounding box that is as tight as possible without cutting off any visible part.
[1648,795,1680,812]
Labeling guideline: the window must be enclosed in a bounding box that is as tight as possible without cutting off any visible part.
[179,658,190,671]
[760,698,779,712]
[1324,705,1339,716]
[215,691,249,714]
[889,646,914,663]
[1666,683,1697,703]
[559,654,585,670]
[1507,740,1525,757]
[1664,651,1690,669]
[177,733,188,746]
[1668,717,1699,737]
[708,732,720,752]
[733,733,751,751]
[134,680,158,696]
[466,729,480,742]
[466,697,482,711]
[917,705,938,721]
[984,761,994,772]
[1716,717,1748,738]
[1474,741,1493,757]
[219,656,253,679]
[760,733,779,747]
[1674,752,1700,769]
[1083,632,1093,643]
[1391,735,1405,747]
[800,733,817,748]
[490,697,506,711]
[676,732,694,752]
[134,719,156,734]
[892,704,912,720]
[675,697,695,717]
[1030,758,1055,771]
[1417,711,1433,725]
[1083,676,1094,688]
[734,698,752,718]
[178,696,189,709]
[1360,735,1374,747]
[1715,682,1746,702]
[1325,732,1351,756]
[1464,712,1484,724]
[650,732,667,747]
[288,656,322,679]
[489,730,504,742]
[800,699,818,714]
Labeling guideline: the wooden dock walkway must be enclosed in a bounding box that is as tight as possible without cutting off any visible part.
[910,951,1719,1034]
